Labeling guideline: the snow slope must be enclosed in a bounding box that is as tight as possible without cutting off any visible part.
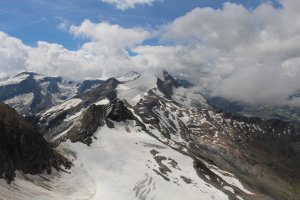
[0,122,229,200]
[4,93,34,115]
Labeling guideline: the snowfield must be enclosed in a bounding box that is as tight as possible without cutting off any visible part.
[117,73,158,105]
[0,74,29,86]
[95,98,110,106]
[4,93,34,115]
[0,122,229,200]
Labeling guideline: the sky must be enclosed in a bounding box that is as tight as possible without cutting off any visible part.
[0,0,300,107]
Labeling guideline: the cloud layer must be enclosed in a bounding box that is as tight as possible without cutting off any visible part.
[101,0,159,10]
[1,0,300,107]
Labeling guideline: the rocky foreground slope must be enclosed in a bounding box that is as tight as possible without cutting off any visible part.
[0,71,299,200]
[0,102,70,183]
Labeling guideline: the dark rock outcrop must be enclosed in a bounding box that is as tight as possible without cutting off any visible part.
[0,102,71,183]
[157,71,182,98]
[77,80,104,94]
[107,99,135,122]
[68,99,135,145]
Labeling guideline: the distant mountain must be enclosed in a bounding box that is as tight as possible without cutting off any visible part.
[0,102,70,183]
[207,96,300,122]
[0,72,103,116]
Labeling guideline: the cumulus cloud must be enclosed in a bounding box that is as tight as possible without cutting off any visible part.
[150,0,300,107]
[57,19,71,31]
[101,0,159,10]
[0,32,29,78]
[70,19,151,48]
[0,20,151,80]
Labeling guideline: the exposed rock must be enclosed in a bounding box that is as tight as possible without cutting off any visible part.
[77,79,104,94]
[68,104,107,145]
[107,99,135,122]
[156,70,182,98]
[0,102,71,183]
[67,99,135,145]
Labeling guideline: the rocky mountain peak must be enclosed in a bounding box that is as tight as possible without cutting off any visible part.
[157,70,182,98]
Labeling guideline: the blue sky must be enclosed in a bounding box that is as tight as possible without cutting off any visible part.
[0,0,280,50]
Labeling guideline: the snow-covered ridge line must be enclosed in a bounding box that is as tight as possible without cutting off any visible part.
[115,71,140,82]
[42,98,82,117]
[0,74,29,86]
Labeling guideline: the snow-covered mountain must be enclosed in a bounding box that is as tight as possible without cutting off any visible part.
[0,72,103,116]
[0,71,299,200]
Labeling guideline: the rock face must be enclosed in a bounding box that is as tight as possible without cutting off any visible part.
[31,77,121,142]
[0,72,103,116]
[157,70,181,98]
[68,99,135,145]
[76,79,104,94]
[0,102,70,183]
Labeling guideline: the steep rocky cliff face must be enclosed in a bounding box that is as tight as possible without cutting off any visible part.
[0,102,71,183]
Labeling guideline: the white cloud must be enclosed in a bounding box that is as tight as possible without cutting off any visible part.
[57,19,71,31]
[0,20,151,80]
[101,0,159,10]
[0,32,29,77]
[70,19,151,48]
[150,0,300,106]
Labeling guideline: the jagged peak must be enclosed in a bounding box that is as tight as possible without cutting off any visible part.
[106,77,121,85]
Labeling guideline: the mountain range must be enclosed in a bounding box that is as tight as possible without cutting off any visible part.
[0,72,103,116]
[0,71,299,200]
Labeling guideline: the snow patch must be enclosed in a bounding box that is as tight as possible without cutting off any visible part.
[94,98,110,106]
[117,72,157,106]
[43,98,82,116]
[5,93,33,106]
